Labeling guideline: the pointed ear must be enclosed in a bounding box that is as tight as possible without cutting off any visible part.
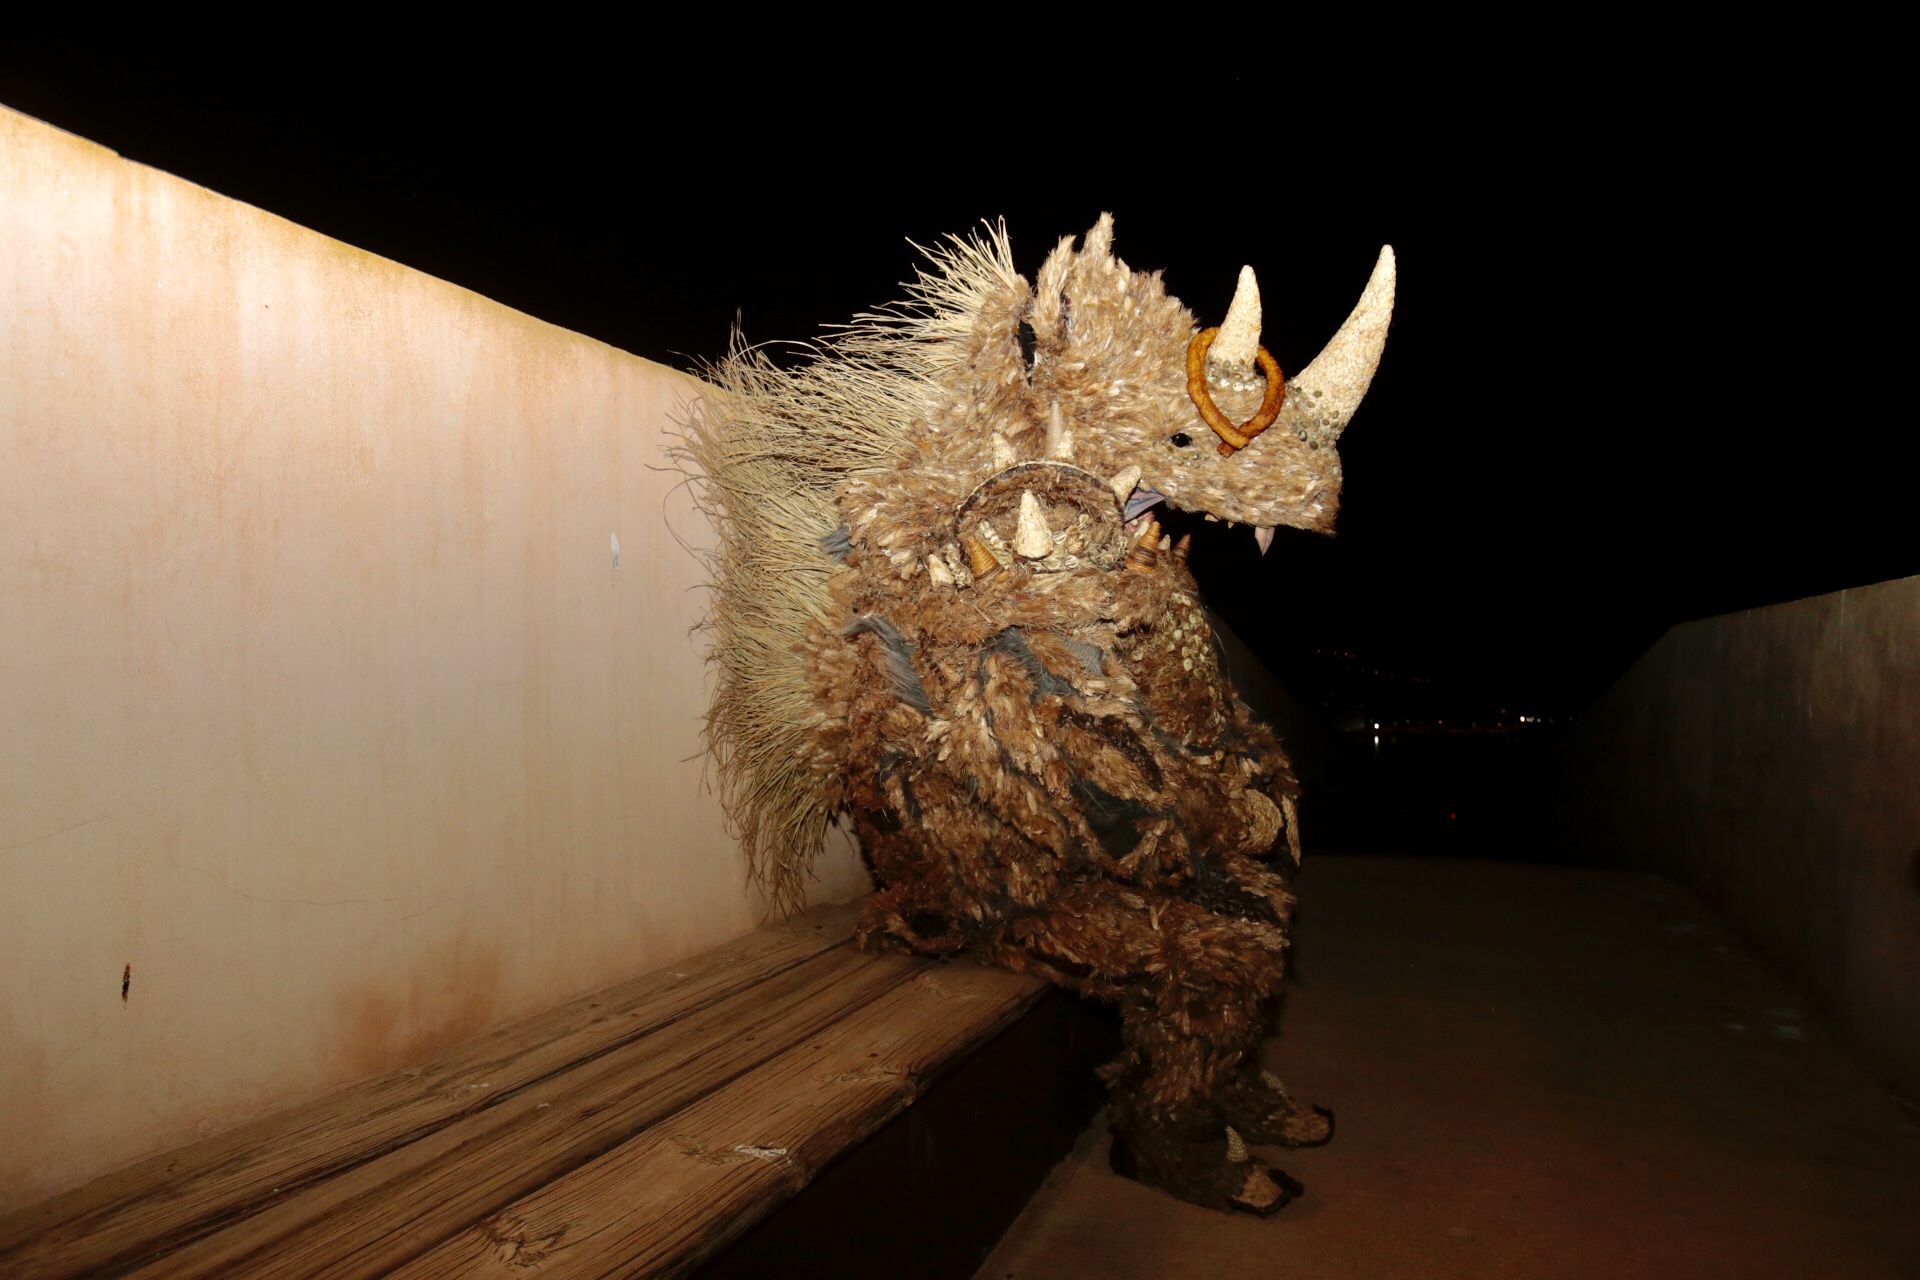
[1082,212,1115,261]
[1031,234,1077,337]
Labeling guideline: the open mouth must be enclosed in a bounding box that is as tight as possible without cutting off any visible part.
[1122,486,1165,536]
[1121,485,1276,555]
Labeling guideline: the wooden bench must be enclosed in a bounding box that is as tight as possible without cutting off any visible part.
[0,903,1115,1279]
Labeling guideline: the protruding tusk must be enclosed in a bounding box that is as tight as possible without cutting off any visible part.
[1107,464,1142,504]
[1125,517,1162,574]
[1292,245,1396,442]
[991,433,1017,470]
[1013,491,1052,559]
[1254,525,1276,555]
[1225,1125,1249,1164]
[1045,402,1074,460]
[1210,266,1262,375]
[964,535,1002,581]
[1174,533,1192,562]
[926,556,954,587]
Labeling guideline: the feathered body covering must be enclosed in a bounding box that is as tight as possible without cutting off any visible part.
[685,216,1392,1214]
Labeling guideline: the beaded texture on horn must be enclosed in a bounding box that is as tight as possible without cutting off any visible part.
[1209,266,1262,374]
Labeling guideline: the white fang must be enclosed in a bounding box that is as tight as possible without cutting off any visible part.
[1014,491,1052,559]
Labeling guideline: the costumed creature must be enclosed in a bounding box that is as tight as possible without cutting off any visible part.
[682,215,1392,1215]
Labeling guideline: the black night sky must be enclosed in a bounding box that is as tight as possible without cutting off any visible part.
[5,37,1911,733]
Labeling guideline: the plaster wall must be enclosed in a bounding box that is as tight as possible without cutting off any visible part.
[0,107,866,1210]
[1555,576,1920,1098]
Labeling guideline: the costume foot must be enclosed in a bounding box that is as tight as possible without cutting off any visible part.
[1109,1122,1302,1217]
[1223,1069,1335,1148]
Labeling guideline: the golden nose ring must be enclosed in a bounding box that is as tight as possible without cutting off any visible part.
[1186,328,1286,456]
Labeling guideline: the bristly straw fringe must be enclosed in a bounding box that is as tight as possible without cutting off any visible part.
[673,224,1021,914]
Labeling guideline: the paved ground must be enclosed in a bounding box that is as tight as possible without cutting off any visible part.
[976,856,1920,1279]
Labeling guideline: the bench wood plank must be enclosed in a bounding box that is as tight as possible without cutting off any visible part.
[392,962,1049,1280]
[122,945,926,1279]
[0,903,862,1280]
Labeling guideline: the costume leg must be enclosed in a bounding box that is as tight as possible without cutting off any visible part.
[980,883,1303,1215]
[1197,855,1335,1148]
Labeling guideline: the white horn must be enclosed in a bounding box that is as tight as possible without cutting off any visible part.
[1209,265,1262,374]
[992,433,1017,470]
[1045,402,1074,460]
[1013,491,1053,559]
[1292,246,1396,441]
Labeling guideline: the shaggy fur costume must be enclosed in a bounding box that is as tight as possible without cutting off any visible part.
[684,216,1392,1214]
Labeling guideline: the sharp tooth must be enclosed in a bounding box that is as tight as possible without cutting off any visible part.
[1125,517,1162,574]
[1174,533,1192,562]
[964,535,1002,580]
[926,556,954,586]
[1158,534,1171,552]
[992,433,1017,470]
[1204,513,1220,523]
[1107,465,1142,503]
[1254,525,1276,555]
[1013,491,1052,559]
[1225,1125,1249,1163]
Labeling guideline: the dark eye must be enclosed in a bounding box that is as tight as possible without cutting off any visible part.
[1016,318,1037,368]
[1169,432,1193,448]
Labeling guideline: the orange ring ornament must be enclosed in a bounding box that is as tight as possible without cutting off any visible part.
[1186,327,1286,456]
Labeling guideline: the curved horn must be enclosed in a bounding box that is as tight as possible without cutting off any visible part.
[1292,245,1396,442]
[1209,266,1262,374]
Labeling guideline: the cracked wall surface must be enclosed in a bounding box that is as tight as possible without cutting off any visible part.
[0,106,868,1210]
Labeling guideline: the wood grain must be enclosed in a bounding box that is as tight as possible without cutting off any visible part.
[392,960,1049,1280]
[123,946,922,1279]
[0,903,860,1280]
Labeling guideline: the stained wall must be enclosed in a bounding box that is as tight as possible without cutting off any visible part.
[1555,576,1920,1098]
[0,107,867,1210]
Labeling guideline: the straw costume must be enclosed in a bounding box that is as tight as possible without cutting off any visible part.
[684,216,1392,1213]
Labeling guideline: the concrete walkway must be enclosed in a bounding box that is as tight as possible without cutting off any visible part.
[977,856,1920,1279]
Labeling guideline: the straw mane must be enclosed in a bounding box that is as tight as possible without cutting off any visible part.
[677,226,1022,912]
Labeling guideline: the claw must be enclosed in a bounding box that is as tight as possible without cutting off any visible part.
[1230,1165,1294,1217]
